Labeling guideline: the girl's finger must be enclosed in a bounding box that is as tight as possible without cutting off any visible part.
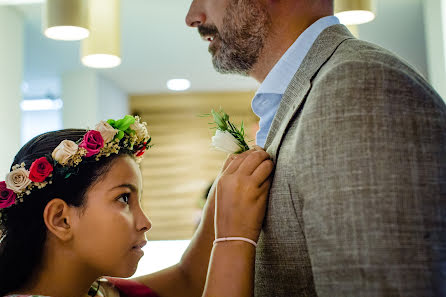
[251,159,274,186]
[223,148,258,174]
[257,179,272,199]
[237,151,270,176]
[223,152,251,175]
[222,154,237,171]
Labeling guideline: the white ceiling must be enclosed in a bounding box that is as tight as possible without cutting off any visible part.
[9,0,428,97]
[14,0,259,96]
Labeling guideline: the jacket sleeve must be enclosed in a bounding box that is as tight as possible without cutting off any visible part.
[298,61,446,296]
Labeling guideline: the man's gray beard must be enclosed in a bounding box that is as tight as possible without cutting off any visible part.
[211,47,254,76]
[209,0,271,76]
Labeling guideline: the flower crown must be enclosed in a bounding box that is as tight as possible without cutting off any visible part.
[0,115,151,215]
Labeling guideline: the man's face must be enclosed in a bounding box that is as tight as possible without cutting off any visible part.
[186,0,271,76]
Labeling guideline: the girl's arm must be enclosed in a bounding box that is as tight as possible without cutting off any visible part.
[133,148,272,297]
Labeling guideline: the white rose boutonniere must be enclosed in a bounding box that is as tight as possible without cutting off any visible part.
[204,109,250,154]
[211,130,244,154]
[5,166,32,193]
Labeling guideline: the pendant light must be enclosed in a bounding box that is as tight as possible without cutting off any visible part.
[335,0,376,25]
[81,0,121,69]
[43,0,89,41]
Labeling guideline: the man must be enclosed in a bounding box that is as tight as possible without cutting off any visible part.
[186,0,446,296]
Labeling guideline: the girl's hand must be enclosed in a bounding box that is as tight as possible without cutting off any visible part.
[215,147,274,242]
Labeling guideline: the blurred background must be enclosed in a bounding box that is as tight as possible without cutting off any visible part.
[0,0,445,276]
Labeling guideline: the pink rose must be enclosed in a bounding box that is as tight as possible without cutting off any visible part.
[29,157,53,183]
[0,181,16,209]
[79,130,104,157]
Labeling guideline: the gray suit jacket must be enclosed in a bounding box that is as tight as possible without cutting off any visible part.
[254,24,446,297]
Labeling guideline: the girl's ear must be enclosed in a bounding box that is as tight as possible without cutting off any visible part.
[43,198,74,242]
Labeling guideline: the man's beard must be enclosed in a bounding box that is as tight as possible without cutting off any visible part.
[198,0,271,76]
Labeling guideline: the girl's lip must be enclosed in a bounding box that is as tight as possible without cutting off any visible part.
[132,240,147,250]
[131,247,144,257]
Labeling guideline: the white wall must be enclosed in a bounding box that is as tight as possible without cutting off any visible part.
[62,70,99,129]
[423,0,446,100]
[358,0,429,79]
[62,70,128,129]
[97,75,129,121]
[0,7,24,175]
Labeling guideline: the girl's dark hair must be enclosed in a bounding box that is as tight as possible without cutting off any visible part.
[0,129,131,295]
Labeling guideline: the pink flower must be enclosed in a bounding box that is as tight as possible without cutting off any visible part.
[79,130,104,157]
[0,181,16,209]
[29,157,53,183]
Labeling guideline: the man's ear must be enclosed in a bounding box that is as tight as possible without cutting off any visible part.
[43,198,74,242]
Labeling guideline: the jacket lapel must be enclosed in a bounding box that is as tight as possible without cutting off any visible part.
[264,25,355,160]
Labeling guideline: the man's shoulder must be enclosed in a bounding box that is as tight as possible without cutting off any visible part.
[321,38,424,80]
[297,38,446,114]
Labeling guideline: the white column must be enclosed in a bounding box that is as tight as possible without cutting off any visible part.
[62,70,128,129]
[0,7,24,175]
[423,0,446,101]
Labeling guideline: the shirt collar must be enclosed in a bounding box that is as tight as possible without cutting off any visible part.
[255,15,340,96]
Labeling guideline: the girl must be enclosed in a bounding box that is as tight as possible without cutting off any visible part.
[0,115,273,297]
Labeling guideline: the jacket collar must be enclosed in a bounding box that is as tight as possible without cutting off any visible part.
[264,24,355,161]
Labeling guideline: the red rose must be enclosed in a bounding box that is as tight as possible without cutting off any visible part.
[0,181,16,209]
[29,157,54,183]
[79,130,104,157]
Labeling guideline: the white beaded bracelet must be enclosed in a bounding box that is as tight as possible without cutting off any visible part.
[213,237,257,248]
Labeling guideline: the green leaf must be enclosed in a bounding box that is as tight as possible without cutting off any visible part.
[211,109,227,131]
[116,130,125,140]
[113,115,136,132]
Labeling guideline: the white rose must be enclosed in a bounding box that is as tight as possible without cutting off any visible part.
[5,168,32,193]
[211,130,242,154]
[52,140,79,165]
[130,122,149,142]
[95,121,118,143]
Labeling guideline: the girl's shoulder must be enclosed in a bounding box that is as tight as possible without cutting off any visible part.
[3,278,157,297]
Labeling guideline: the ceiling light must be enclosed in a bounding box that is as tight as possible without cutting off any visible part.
[20,99,63,111]
[335,0,376,25]
[82,54,121,69]
[43,0,89,41]
[167,79,191,91]
[81,0,121,69]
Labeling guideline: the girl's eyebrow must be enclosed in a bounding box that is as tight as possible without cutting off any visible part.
[110,184,138,193]
[110,184,143,202]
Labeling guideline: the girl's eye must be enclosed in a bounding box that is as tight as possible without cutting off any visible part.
[117,193,130,204]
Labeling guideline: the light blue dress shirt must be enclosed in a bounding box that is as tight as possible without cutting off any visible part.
[252,16,340,148]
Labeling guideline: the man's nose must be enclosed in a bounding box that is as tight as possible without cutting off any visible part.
[186,0,206,27]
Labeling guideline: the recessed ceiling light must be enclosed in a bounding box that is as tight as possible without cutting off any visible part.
[167,79,191,91]
[20,99,63,111]
[82,54,121,69]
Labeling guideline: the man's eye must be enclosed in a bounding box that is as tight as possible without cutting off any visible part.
[117,193,130,204]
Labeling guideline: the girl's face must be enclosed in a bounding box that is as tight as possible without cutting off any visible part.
[71,155,151,277]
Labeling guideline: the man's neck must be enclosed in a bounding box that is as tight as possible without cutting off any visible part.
[250,14,332,83]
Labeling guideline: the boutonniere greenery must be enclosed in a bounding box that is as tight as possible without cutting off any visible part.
[203,109,250,154]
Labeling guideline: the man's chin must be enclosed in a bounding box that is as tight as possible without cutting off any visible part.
[212,57,251,76]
